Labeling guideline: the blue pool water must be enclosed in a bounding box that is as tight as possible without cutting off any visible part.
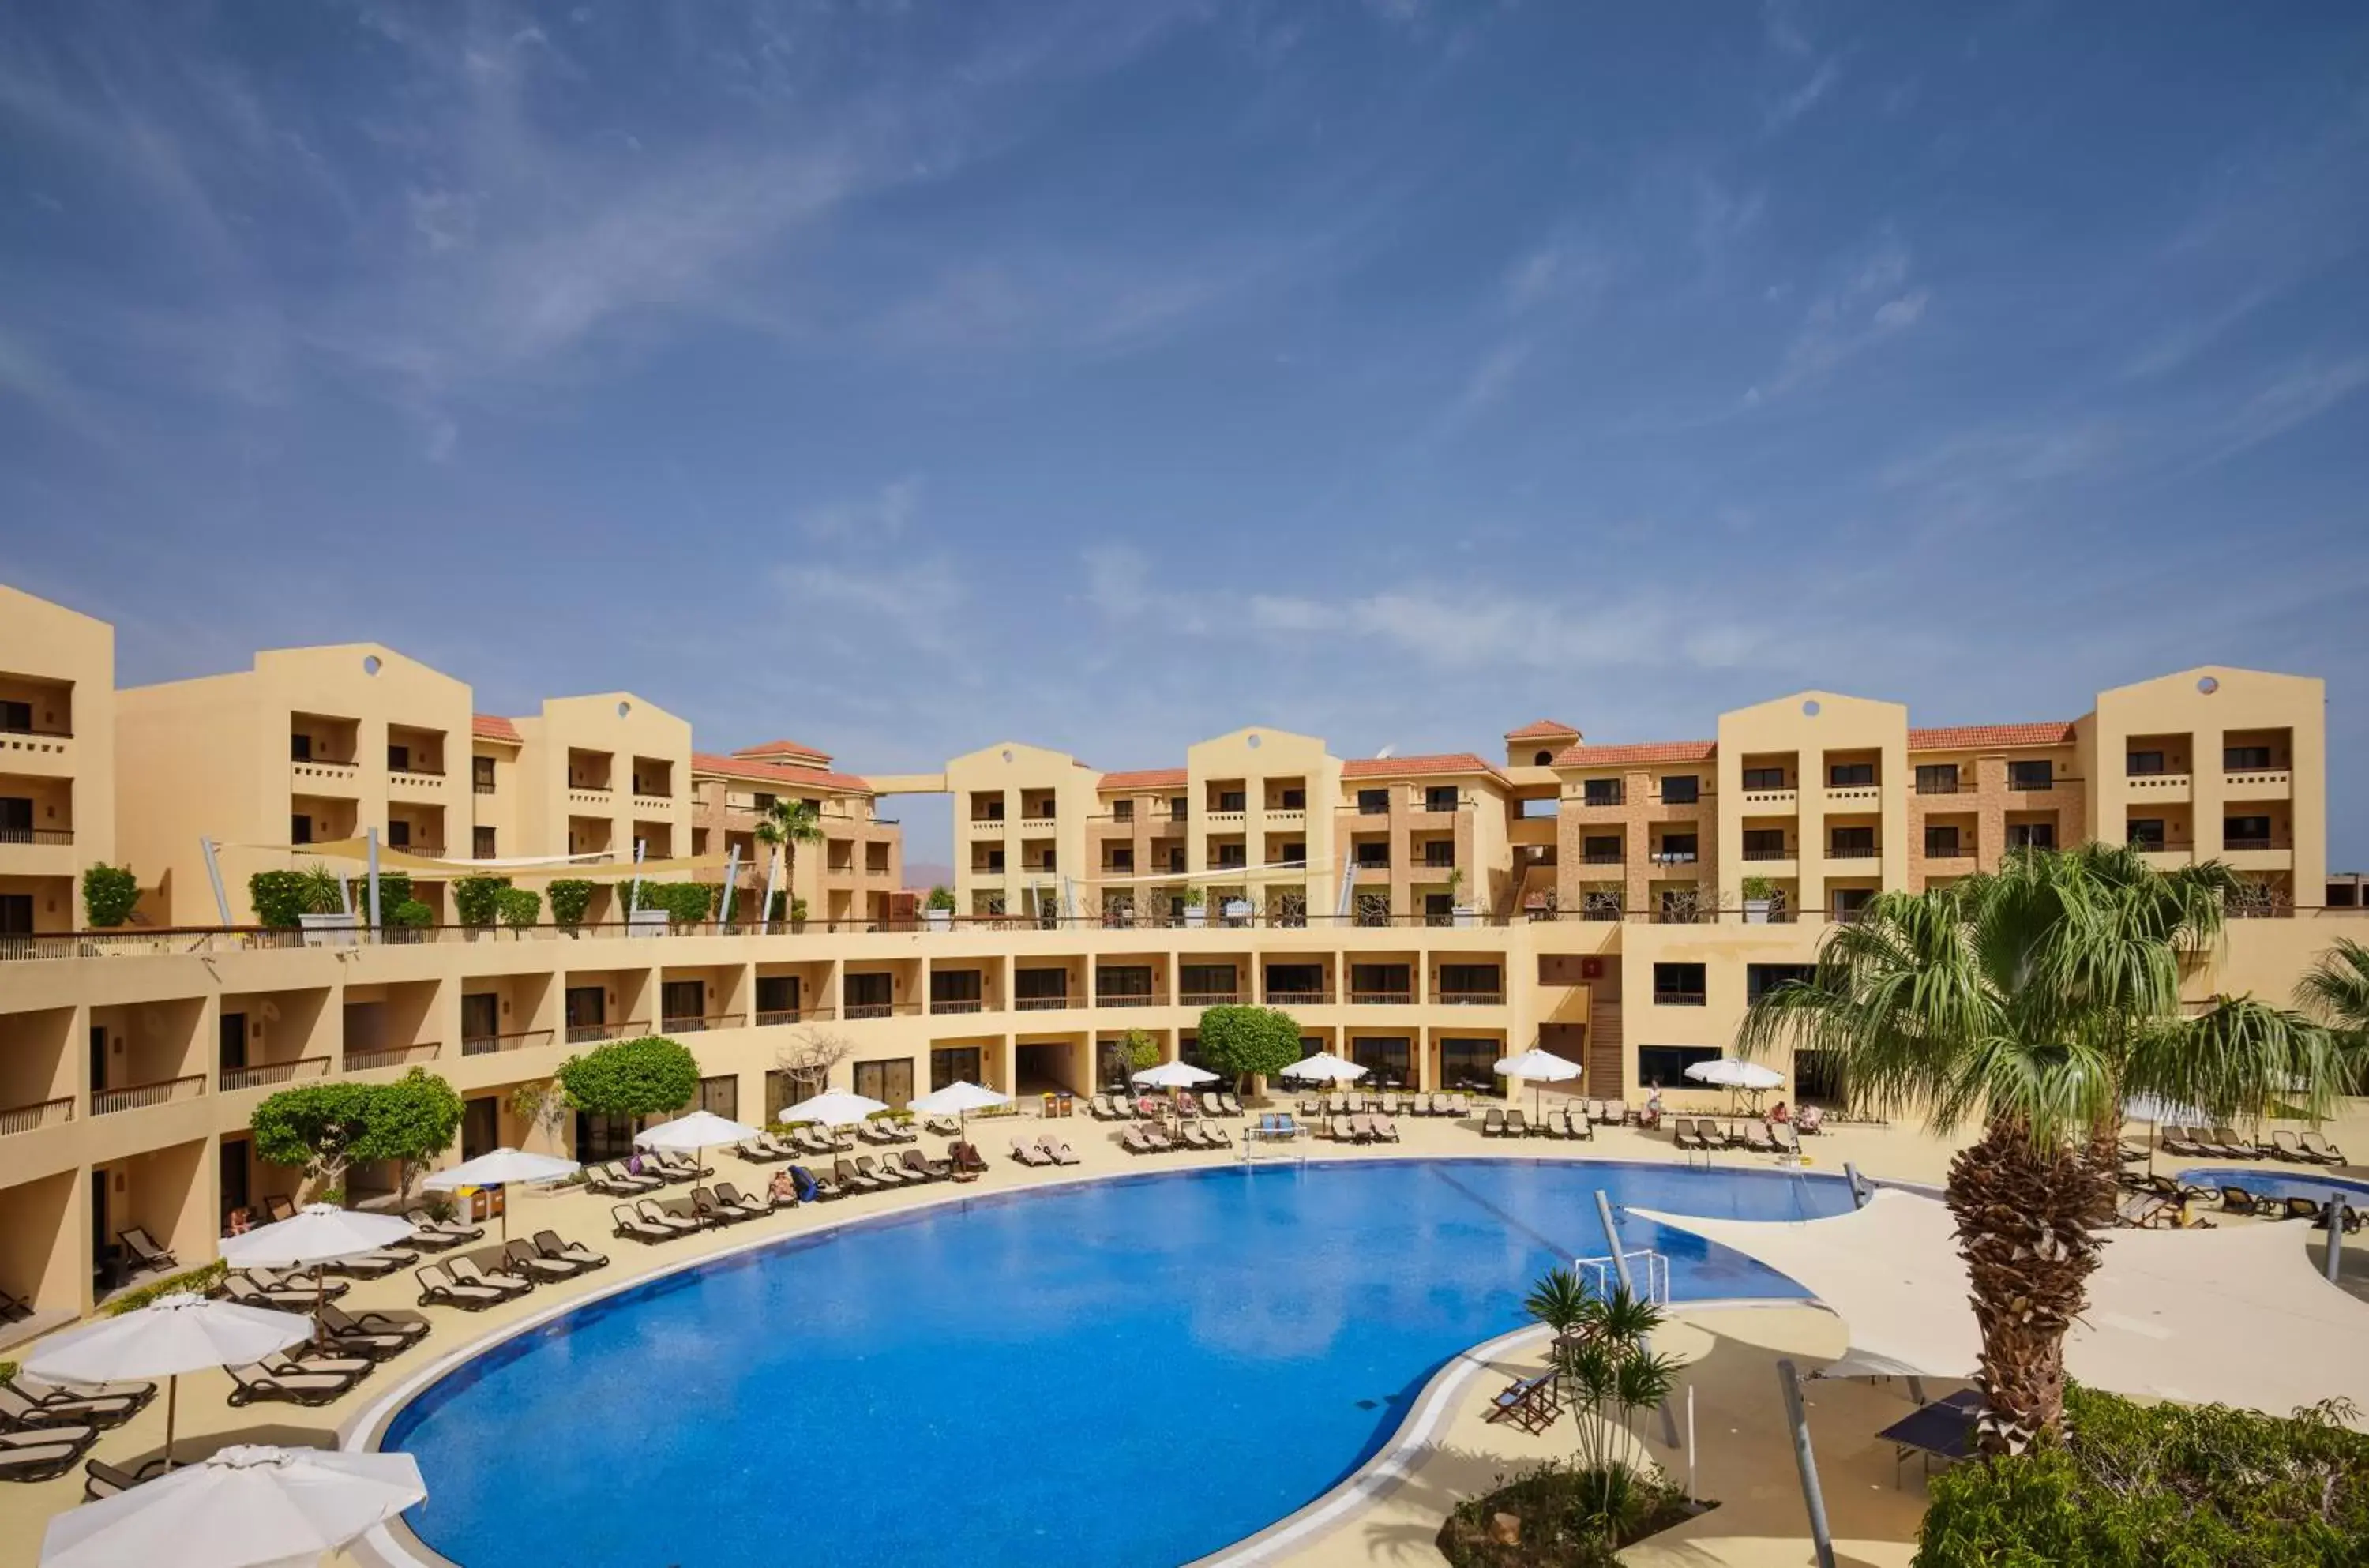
[385,1158,1849,1568]
[2179,1166,2369,1204]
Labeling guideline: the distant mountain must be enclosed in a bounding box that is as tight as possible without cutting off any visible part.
[903,861,955,893]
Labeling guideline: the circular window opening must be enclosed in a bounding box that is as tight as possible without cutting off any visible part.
[1001,748,1015,764]
[2196,676,2219,695]
[1533,750,1552,767]
[362,655,381,676]
[1802,699,1822,717]
[616,700,631,718]
[1246,733,1262,749]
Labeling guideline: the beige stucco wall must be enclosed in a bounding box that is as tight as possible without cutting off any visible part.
[946,741,1098,915]
[1717,691,1909,919]
[0,586,113,930]
[1189,726,1341,914]
[512,693,693,867]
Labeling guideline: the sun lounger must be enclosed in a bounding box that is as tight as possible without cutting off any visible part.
[222,1274,330,1314]
[953,1142,990,1175]
[499,1237,583,1283]
[855,1154,906,1187]
[1368,1115,1399,1143]
[116,1227,178,1276]
[693,1184,764,1223]
[902,1148,953,1180]
[0,1384,135,1431]
[411,1208,487,1240]
[1326,1114,1356,1142]
[2302,1131,2347,1165]
[792,1164,844,1200]
[633,1198,700,1235]
[1743,1121,1778,1154]
[0,1441,89,1484]
[1673,1118,1704,1152]
[321,1249,403,1280]
[2159,1126,2207,1157]
[1774,1122,1803,1157]
[2217,1185,2266,1217]
[6,1375,154,1420]
[82,1456,167,1501]
[715,1181,775,1216]
[308,1316,414,1360]
[322,1302,432,1345]
[2115,1193,2173,1229]
[226,1362,361,1408]
[2270,1130,2307,1161]
[1484,1372,1564,1435]
[2212,1125,2262,1158]
[1481,1108,1506,1138]
[1121,1126,1156,1155]
[1221,1092,1244,1116]
[609,1205,677,1245]
[2186,1127,2233,1157]
[1505,1109,1530,1138]
[448,1255,533,1296]
[828,1157,877,1191]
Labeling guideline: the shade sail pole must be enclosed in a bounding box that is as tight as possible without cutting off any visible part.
[718,846,740,928]
[1595,1190,1680,1447]
[1777,1358,1838,1568]
[366,827,381,929]
[759,845,781,936]
[201,838,233,926]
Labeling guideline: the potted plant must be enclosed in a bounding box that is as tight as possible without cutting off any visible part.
[1741,875,1776,925]
[1448,866,1478,928]
[1181,887,1207,928]
[925,885,955,932]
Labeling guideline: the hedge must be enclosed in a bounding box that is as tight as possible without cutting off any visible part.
[82,864,141,928]
[247,870,315,929]
[547,879,595,928]
[1916,1385,2369,1566]
[496,887,542,930]
[452,875,510,928]
[106,1260,229,1315]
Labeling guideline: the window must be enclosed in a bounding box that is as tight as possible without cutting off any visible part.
[1742,828,1786,859]
[1424,842,1455,868]
[386,743,411,772]
[1439,964,1501,1000]
[1113,798,1133,821]
[1348,1037,1413,1084]
[662,979,707,1029]
[843,972,894,1018]
[1167,849,1185,872]
[1355,842,1389,868]
[2127,818,2166,848]
[1915,763,1958,795]
[1827,762,1876,787]
[1441,1038,1501,1090]
[929,970,982,1011]
[2224,745,2273,771]
[1746,963,1819,1004]
[850,1057,914,1110]
[1582,778,1623,807]
[2008,760,2053,792]
[1924,824,1962,857]
[2127,750,2165,776]
[1653,962,1707,1005]
[1218,790,1246,812]
[1425,785,1459,812]
[474,826,496,858]
[1280,842,1305,864]
[291,815,312,845]
[386,820,411,848]
[2329,883,2360,909]
[1582,835,1622,865]
[472,756,496,794]
[984,850,1005,872]
[290,733,312,761]
[1108,847,1134,872]
[932,1047,982,1093]
[1655,833,1698,864]
[1281,787,1305,809]
[1830,826,1875,857]
[1740,767,1786,790]
[1096,966,1154,1000]
[1635,1045,1721,1090]
[1533,749,1554,766]
[2224,816,2273,848]
[1350,964,1410,1002]
[755,974,800,1020]
[1014,968,1068,1005]
[0,700,30,733]
[1357,788,1389,816]
[1179,963,1237,1002]
[2007,821,2056,850]
[1265,963,1326,1000]
[1170,797,1188,820]
[1215,845,1248,868]
[1831,887,1875,920]
[1660,775,1699,805]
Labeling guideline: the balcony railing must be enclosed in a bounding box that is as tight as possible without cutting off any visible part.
[1582,851,1624,865]
[1096,993,1161,1009]
[474,781,497,796]
[93,1075,205,1116]
[0,827,73,845]
[660,1011,747,1033]
[843,1000,922,1020]
[0,718,71,737]
[1436,989,1505,1005]
[756,1005,835,1027]
[1348,990,1413,1005]
[1648,850,1699,865]
[929,998,985,1015]
[221,1056,331,1093]
[1915,779,1961,796]
[1265,989,1335,1006]
[1579,788,1625,808]
[1828,844,1879,860]
[2007,775,2071,793]
[1012,996,1072,1012]
[1742,846,1791,861]
[1177,991,1239,1007]
[2223,836,2281,852]
[0,1096,73,1137]
[1924,842,1975,860]
[465,1027,558,1056]
[345,1042,441,1071]
[1653,989,1707,1007]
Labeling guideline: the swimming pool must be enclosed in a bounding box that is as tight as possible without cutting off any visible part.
[2179,1166,2369,1205]
[381,1158,1851,1568]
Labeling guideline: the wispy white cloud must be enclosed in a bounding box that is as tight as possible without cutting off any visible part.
[2201,358,2369,464]
[1747,231,1928,402]
[798,475,926,543]
[1766,57,1841,132]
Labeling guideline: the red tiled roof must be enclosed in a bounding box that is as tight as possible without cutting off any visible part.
[471,713,521,744]
[1908,722,2078,751]
[1504,718,1582,741]
[1342,752,1509,783]
[1098,767,1188,790]
[691,751,873,794]
[1550,740,1716,767]
[731,737,833,765]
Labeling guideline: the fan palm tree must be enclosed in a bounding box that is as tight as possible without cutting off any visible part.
[754,798,825,924]
[2300,937,2369,1084]
[1739,843,2341,1454]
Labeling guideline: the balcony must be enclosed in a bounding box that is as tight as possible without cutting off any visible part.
[1204,811,1245,828]
[929,998,985,1016]
[1348,989,1413,1005]
[2126,772,2191,801]
[0,827,73,846]
[1019,815,1058,830]
[1582,850,1624,866]
[2223,769,2292,801]
[1653,987,1707,1007]
[1924,841,1976,862]
[567,787,614,807]
[1828,842,1880,861]
[1741,845,1791,861]
[344,1042,441,1072]
[221,1056,331,1093]
[756,1005,835,1027]
[1740,788,1797,811]
[659,1011,747,1033]
[1648,850,1699,866]
[1264,989,1335,1007]
[291,759,360,792]
[93,1075,206,1116]
[1012,996,1072,1013]
[1915,779,1961,797]
[1177,990,1239,1007]
[464,1027,557,1056]
[0,1096,73,1138]
[1096,993,1162,1010]
[1823,786,1882,808]
[1436,989,1505,1006]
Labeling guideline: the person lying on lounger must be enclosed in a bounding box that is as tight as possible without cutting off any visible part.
[768,1169,797,1206]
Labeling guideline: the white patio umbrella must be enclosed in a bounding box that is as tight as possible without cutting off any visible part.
[1132,1060,1221,1129]
[423,1149,583,1242]
[24,1293,311,1469]
[1279,1052,1368,1084]
[637,1111,760,1188]
[40,1442,426,1568]
[778,1090,888,1150]
[1684,1056,1785,1114]
[1493,1046,1582,1119]
[221,1202,417,1327]
[909,1080,1013,1142]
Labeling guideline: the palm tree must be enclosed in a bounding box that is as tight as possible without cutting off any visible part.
[2300,938,2369,1086]
[1739,843,2341,1454]
[753,799,824,925]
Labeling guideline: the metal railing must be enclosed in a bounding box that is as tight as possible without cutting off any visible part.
[1012,996,1072,1012]
[842,1000,921,1020]
[1914,780,1961,795]
[1348,990,1413,1005]
[1177,992,1239,1007]
[0,827,73,845]
[1436,990,1505,1005]
[755,1006,835,1027]
[344,1042,441,1071]
[1742,846,1791,861]
[565,1021,639,1045]
[0,719,72,737]
[221,1056,331,1093]
[93,1075,205,1116]
[464,1027,557,1056]
[659,1011,746,1033]
[1582,851,1624,865]
[1924,841,1974,859]
[0,1096,73,1137]
[1265,990,1335,1006]
[1653,990,1708,1007]
[1095,993,1161,1009]
[1828,844,1879,859]
[929,998,985,1015]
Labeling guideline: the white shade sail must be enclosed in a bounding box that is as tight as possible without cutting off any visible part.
[778,1090,889,1127]
[1682,1059,1785,1090]
[1492,1048,1582,1082]
[1132,1060,1220,1088]
[1279,1052,1368,1084]
[41,1444,426,1568]
[422,1148,582,1190]
[26,1294,310,1384]
[2120,1093,2204,1126]
[908,1081,1014,1115]
[1633,1188,2369,1415]
[633,1112,761,1153]
[220,1206,415,1270]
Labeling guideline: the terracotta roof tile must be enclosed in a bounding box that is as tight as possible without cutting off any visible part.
[1341,752,1509,783]
[690,751,873,794]
[1550,739,1716,767]
[1098,767,1188,790]
[731,737,834,765]
[471,713,521,744]
[1907,722,2078,751]
[1504,718,1582,741]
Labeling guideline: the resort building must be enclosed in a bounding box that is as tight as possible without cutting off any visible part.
[0,580,2355,1324]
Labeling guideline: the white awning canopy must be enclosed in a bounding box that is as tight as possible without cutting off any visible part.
[1634,1188,2369,1416]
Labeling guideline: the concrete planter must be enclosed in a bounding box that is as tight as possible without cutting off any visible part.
[1744,899,1772,925]
[1183,906,1207,928]
[1453,905,1479,928]
[926,908,952,932]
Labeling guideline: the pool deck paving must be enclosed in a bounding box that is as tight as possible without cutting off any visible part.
[5,1101,2365,1568]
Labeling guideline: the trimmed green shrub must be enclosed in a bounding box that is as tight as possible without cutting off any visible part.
[249,1069,464,1199]
[925,885,955,911]
[555,1036,700,1120]
[1915,1385,2369,1566]
[103,1260,228,1315]
[496,887,542,930]
[1195,1005,1303,1090]
[350,869,412,920]
[392,899,434,928]
[82,864,141,928]
[1439,1461,1698,1566]
[547,879,595,928]
[637,882,716,928]
[247,870,312,928]
[452,874,510,927]
[766,892,808,925]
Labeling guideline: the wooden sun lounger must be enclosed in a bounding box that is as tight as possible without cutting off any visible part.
[610,1206,678,1245]
[1484,1372,1564,1435]
[225,1362,361,1408]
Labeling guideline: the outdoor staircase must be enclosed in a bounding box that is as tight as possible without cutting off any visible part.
[1587,994,1626,1102]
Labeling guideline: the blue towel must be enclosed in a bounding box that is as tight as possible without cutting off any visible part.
[790,1165,820,1202]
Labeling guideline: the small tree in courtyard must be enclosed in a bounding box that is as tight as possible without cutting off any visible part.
[1195,1005,1301,1097]
[250,1068,464,1204]
[775,1026,853,1101]
[556,1036,700,1125]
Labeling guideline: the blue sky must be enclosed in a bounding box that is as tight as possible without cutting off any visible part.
[2,2,2366,871]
